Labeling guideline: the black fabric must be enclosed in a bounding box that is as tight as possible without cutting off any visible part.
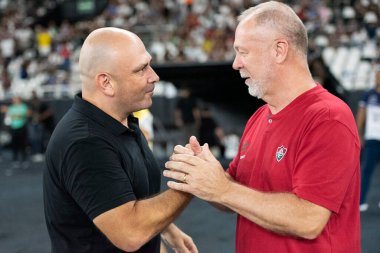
[43,94,161,253]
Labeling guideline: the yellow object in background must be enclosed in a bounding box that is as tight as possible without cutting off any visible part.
[134,109,154,150]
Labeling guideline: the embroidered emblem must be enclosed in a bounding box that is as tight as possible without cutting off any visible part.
[241,142,249,152]
[276,145,287,162]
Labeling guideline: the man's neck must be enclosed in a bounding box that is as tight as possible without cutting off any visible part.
[121,117,129,128]
[266,81,316,114]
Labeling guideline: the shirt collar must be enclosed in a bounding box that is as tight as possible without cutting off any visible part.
[72,93,139,136]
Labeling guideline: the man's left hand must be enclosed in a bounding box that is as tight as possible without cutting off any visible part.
[161,224,198,253]
[163,140,231,203]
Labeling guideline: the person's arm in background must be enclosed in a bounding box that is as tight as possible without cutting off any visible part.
[356,104,366,147]
[192,106,201,128]
[174,107,184,128]
[39,104,54,122]
[0,105,7,114]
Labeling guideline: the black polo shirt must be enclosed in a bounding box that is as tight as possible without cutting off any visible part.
[43,94,161,253]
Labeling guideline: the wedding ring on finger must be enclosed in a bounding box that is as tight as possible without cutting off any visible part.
[182,173,188,183]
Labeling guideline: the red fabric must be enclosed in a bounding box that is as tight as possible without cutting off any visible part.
[227,85,360,253]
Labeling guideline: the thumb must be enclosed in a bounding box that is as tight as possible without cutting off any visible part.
[189,136,202,155]
[199,143,218,162]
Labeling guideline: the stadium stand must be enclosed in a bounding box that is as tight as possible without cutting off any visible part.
[0,0,378,100]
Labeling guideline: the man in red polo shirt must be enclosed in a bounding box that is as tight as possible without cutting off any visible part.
[163,2,360,253]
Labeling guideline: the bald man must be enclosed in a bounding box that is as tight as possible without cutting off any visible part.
[164,2,360,253]
[43,27,198,253]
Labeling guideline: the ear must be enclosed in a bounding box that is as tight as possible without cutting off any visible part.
[273,39,288,64]
[96,73,115,96]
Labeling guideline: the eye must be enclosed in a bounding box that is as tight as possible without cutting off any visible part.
[236,49,247,57]
[140,65,149,72]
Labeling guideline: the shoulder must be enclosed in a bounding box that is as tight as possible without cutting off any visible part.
[241,105,268,135]
[305,90,357,137]
[248,105,268,122]
[65,137,118,164]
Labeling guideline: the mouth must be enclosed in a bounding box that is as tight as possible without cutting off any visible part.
[241,76,250,85]
[146,86,155,93]
[240,72,250,81]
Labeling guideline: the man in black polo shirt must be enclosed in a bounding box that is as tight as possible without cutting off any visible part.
[43,27,198,253]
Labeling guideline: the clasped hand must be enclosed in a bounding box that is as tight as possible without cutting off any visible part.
[163,136,230,203]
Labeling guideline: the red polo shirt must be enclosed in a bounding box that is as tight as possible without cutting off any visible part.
[227,85,360,253]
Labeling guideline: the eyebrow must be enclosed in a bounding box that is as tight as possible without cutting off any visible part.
[132,62,149,73]
[234,46,246,52]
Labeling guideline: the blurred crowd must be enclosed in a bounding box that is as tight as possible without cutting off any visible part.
[0,0,379,100]
[0,0,379,167]
[0,90,54,171]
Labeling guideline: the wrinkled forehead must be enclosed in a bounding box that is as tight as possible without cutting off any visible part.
[234,21,269,49]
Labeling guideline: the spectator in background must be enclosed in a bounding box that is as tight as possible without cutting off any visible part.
[174,86,200,145]
[1,71,12,99]
[0,106,5,162]
[35,25,52,58]
[198,105,224,158]
[0,31,15,70]
[28,90,55,162]
[19,59,30,79]
[134,108,154,150]
[57,39,72,72]
[2,95,29,169]
[0,0,379,104]
[356,65,380,212]
[309,55,348,102]
[222,128,240,160]
[363,11,378,41]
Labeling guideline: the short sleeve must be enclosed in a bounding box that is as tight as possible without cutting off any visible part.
[358,90,369,108]
[64,137,136,220]
[227,153,240,179]
[293,120,359,213]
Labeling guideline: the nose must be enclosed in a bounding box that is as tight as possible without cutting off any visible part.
[149,66,160,83]
[232,54,242,70]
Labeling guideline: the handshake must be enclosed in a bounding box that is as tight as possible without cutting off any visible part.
[163,136,232,203]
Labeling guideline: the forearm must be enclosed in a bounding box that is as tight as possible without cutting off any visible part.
[355,107,366,136]
[124,190,192,247]
[210,172,234,212]
[94,189,192,252]
[219,182,330,239]
[209,201,233,212]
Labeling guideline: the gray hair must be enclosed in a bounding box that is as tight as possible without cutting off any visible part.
[238,1,308,57]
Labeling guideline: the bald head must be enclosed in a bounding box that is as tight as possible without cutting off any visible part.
[237,1,308,57]
[79,27,143,92]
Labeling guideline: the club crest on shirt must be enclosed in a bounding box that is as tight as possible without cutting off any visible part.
[241,142,249,152]
[276,145,287,162]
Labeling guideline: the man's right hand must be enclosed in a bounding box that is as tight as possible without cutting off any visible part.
[186,136,202,155]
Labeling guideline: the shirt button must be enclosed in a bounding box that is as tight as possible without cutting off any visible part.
[268,119,272,124]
